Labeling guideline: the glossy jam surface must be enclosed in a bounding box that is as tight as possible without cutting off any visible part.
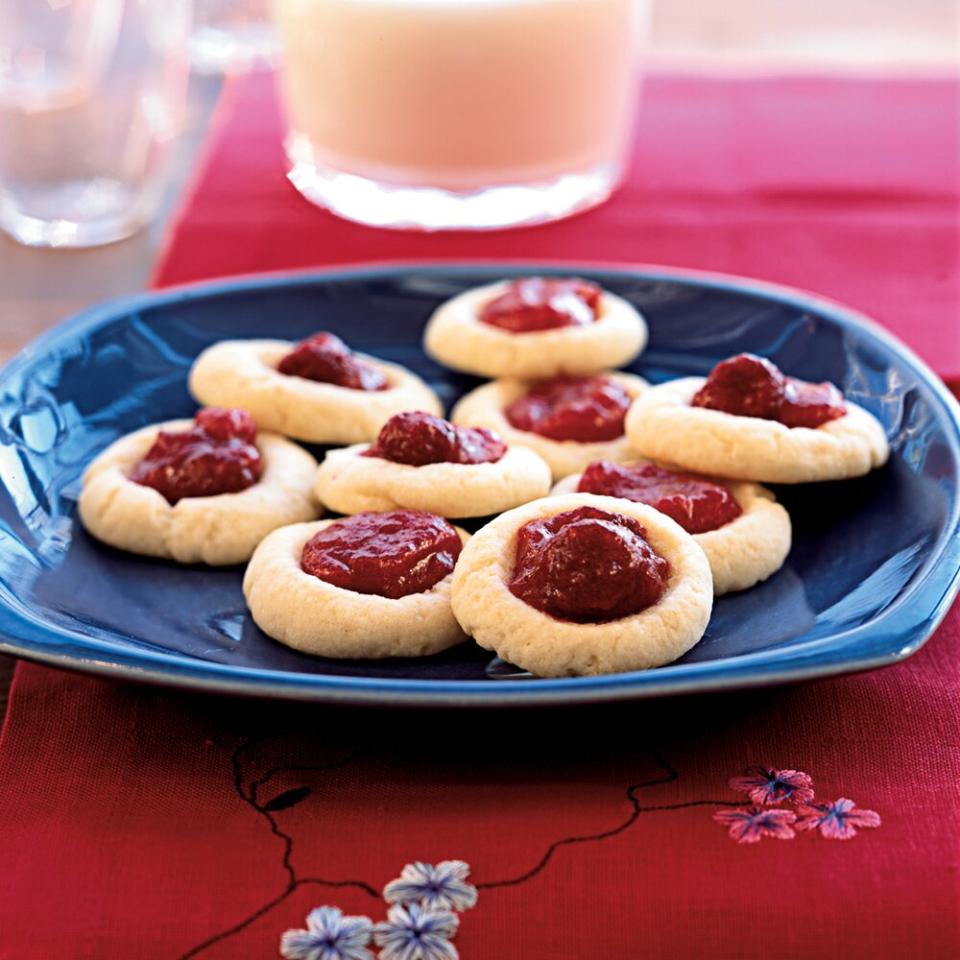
[480,277,602,333]
[508,506,670,623]
[577,460,742,534]
[300,510,462,599]
[277,332,388,391]
[364,411,506,466]
[691,353,846,428]
[779,378,847,428]
[130,407,262,505]
[505,376,631,442]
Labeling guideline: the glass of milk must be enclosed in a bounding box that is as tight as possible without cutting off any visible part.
[272,0,650,230]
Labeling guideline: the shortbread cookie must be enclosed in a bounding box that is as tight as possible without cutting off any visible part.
[450,373,647,481]
[451,493,713,677]
[79,416,319,565]
[424,277,647,378]
[553,463,791,595]
[189,337,441,444]
[626,377,889,483]
[243,514,469,658]
[317,443,551,518]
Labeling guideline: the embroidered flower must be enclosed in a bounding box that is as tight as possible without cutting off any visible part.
[384,860,478,912]
[795,798,881,840]
[729,767,815,807]
[280,906,373,960]
[713,806,797,843]
[374,903,460,960]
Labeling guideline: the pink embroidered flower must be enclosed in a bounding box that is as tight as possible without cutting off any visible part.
[795,798,881,840]
[713,806,797,844]
[729,767,815,807]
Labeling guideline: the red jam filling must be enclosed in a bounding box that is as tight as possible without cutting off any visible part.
[130,407,262,504]
[505,376,632,442]
[508,506,670,623]
[577,460,742,534]
[779,378,847,428]
[691,353,846,428]
[277,332,388,391]
[300,510,462,599]
[364,411,506,466]
[480,277,602,332]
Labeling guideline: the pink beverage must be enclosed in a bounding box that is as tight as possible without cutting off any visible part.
[272,0,648,230]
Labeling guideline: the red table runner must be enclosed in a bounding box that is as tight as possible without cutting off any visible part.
[1,73,958,960]
[156,72,960,380]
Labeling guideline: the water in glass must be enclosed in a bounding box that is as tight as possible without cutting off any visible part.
[0,0,191,248]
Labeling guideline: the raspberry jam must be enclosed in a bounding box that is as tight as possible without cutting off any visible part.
[277,332,388,391]
[691,353,846,428]
[508,506,670,623]
[130,407,262,504]
[505,376,632,442]
[300,510,462,599]
[779,378,847,428]
[480,277,601,332]
[364,411,506,466]
[577,461,742,534]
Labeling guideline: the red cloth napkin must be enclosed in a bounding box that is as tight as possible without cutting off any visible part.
[1,73,958,960]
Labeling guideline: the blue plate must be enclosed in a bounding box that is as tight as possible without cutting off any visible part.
[0,264,958,706]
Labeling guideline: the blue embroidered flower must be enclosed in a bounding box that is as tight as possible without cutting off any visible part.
[795,798,881,840]
[729,767,815,807]
[374,903,460,960]
[383,860,478,912]
[280,906,373,960]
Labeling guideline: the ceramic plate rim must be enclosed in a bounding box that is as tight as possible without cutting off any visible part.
[1,261,958,707]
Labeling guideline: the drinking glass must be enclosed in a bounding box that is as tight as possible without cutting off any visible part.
[272,0,650,231]
[190,0,280,74]
[0,0,191,248]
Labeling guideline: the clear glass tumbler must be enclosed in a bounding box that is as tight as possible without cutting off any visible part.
[0,0,191,248]
[272,0,650,231]
[190,0,280,74]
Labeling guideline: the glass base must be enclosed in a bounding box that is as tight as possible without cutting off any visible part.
[0,179,154,248]
[189,25,279,74]
[285,136,619,231]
